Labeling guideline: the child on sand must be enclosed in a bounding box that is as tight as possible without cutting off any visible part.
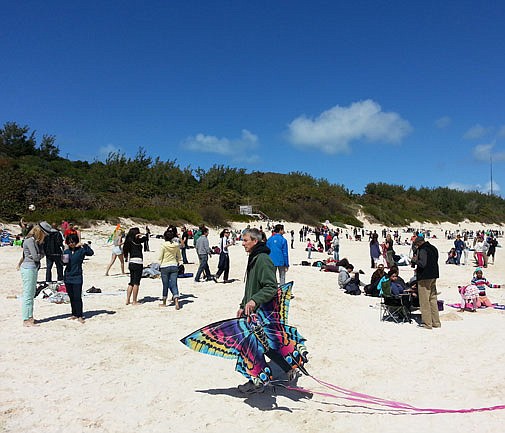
[457,284,479,312]
[63,234,94,323]
[306,238,313,259]
[471,267,501,308]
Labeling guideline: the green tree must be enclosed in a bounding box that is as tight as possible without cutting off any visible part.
[38,134,60,160]
[0,122,37,157]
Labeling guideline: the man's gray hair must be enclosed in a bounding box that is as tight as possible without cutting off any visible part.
[243,228,263,242]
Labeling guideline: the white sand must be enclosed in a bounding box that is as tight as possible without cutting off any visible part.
[1,220,504,433]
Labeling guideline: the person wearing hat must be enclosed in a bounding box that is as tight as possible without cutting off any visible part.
[413,235,441,329]
[17,221,51,326]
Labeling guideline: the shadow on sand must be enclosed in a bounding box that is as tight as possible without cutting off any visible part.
[37,309,116,323]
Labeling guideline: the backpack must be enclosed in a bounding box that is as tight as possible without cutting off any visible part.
[44,231,63,256]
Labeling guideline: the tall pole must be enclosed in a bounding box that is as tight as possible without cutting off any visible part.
[490,155,493,195]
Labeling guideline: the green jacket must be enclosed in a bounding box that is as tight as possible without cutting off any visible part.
[240,252,277,310]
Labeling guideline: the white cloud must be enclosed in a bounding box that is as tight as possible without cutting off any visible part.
[463,124,491,140]
[286,100,412,154]
[435,116,451,128]
[447,181,500,195]
[98,144,121,160]
[182,129,260,162]
[497,125,505,138]
[473,142,505,162]
[484,181,501,194]
[473,143,493,161]
[447,182,477,192]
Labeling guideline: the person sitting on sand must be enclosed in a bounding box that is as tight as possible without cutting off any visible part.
[379,269,412,312]
[471,267,501,308]
[457,284,479,312]
[364,263,385,297]
[446,248,457,265]
[321,258,349,273]
[338,263,362,295]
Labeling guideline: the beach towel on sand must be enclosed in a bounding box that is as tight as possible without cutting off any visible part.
[448,303,505,310]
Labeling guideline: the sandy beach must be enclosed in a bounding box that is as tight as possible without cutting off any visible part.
[1,219,504,433]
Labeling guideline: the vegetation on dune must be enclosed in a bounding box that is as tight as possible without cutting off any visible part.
[1,122,504,227]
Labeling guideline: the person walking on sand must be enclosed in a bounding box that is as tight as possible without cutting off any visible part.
[123,227,148,305]
[194,227,214,282]
[266,224,289,285]
[105,228,125,276]
[236,228,280,394]
[486,236,498,265]
[17,222,51,326]
[413,236,441,329]
[63,234,94,323]
[158,227,182,309]
[215,229,231,282]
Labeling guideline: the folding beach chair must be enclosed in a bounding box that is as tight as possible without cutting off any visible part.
[380,283,411,323]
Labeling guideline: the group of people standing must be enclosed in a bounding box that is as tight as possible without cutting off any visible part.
[193,226,232,283]
[104,224,235,308]
[364,233,442,329]
[445,232,498,267]
[17,220,93,326]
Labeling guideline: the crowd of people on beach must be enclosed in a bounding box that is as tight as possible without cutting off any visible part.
[6,217,502,333]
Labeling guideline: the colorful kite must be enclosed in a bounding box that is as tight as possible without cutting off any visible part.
[180,281,308,384]
[107,223,121,243]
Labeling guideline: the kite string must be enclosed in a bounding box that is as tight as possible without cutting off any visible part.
[284,374,505,414]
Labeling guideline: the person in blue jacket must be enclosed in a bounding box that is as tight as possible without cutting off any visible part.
[266,224,289,285]
[63,233,94,323]
[453,234,465,265]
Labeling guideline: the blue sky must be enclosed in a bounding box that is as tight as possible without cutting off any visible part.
[2,0,505,196]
